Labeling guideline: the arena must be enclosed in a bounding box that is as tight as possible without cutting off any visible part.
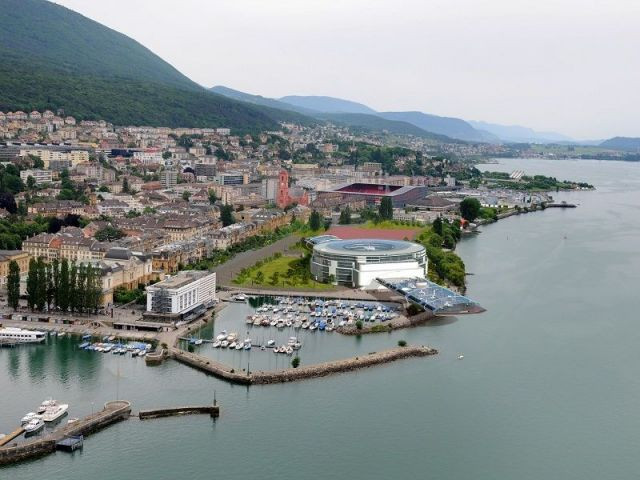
[310,238,427,288]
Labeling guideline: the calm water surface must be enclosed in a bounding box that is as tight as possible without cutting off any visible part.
[3,158,640,479]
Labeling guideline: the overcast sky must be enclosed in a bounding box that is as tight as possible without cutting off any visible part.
[54,0,640,139]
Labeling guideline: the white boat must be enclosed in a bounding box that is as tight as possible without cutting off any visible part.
[267,340,275,347]
[67,417,80,424]
[194,339,203,345]
[138,350,146,357]
[212,341,221,348]
[0,327,46,344]
[216,331,228,341]
[21,412,38,424]
[43,403,69,422]
[235,342,243,350]
[24,418,45,434]
[229,341,237,349]
[220,340,229,348]
[58,332,66,338]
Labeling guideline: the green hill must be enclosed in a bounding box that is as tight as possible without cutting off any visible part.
[599,137,640,152]
[0,0,303,130]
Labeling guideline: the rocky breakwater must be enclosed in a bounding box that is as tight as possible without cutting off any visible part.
[251,345,438,384]
[338,310,435,335]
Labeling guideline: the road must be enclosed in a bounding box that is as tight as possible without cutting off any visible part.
[215,235,301,286]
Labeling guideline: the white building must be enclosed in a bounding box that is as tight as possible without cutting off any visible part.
[146,271,216,317]
[20,169,53,185]
[133,149,163,165]
[310,238,427,289]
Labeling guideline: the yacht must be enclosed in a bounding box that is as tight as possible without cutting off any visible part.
[212,340,221,348]
[43,402,69,423]
[24,418,45,435]
[21,412,38,424]
[37,399,55,414]
[0,327,46,344]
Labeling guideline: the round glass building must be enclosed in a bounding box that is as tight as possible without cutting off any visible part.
[310,238,427,288]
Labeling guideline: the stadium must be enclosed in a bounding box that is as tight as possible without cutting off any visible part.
[309,237,427,288]
[324,182,429,207]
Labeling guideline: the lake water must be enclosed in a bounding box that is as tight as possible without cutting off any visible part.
[3,158,640,479]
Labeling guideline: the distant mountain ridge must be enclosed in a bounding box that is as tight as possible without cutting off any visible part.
[468,120,573,144]
[278,96,378,115]
[599,137,640,151]
[0,0,309,130]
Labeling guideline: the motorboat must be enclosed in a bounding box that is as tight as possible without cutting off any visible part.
[234,342,243,350]
[21,412,38,424]
[267,340,275,347]
[194,339,203,346]
[43,402,69,423]
[212,341,221,348]
[229,341,237,349]
[24,418,45,435]
[37,399,55,414]
[220,340,229,348]
[216,331,228,341]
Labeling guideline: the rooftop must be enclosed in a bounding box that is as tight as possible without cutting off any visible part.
[313,238,424,256]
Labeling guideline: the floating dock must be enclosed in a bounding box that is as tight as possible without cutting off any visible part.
[56,435,83,452]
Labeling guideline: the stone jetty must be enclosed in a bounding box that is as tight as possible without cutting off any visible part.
[170,345,437,385]
[0,400,131,466]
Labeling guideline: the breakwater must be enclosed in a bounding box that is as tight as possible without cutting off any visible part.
[171,345,437,385]
[337,310,435,335]
[0,400,131,466]
[139,404,219,420]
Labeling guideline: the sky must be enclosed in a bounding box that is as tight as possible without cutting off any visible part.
[54,0,640,140]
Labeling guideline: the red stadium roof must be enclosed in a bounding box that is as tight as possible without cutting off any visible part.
[326,226,419,240]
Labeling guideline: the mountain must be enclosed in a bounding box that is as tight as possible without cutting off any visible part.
[468,120,573,144]
[279,96,377,115]
[210,86,318,116]
[379,111,499,143]
[599,137,640,151]
[316,113,456,141]
[0,0,306,131]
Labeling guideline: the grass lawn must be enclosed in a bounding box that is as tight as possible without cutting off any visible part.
[233,255,334,290]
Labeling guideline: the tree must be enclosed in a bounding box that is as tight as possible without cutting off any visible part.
[0,192,17,214]
[254,271,265,284]
[122,176,130,194]
[308,210,322,231]
[69,263,78,313]
[162,151,172,160]
[220,204,235,227]
[7,260,20,311]
[291,356,300,368]
[52,258,60,309]
[45,263,54,311]
[182,191,191,202]
[95,226,125,242]
[26,258,38,311]
[432,217,443,236]
[208,189,218,205]
[269,271,280,286]
[36,258,47,311]
[378,197,393,220]
[460,197,481,222]
[58,259,70,313]
[98,185,110,193]
[339,206,352,225]
[26,176,36,190]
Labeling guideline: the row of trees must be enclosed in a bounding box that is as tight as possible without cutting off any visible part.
[7,258,102,313]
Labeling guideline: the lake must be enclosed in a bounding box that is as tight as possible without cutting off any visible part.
[3,158,640,479]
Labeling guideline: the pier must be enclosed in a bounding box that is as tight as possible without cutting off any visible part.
[170,345,437,385]
[0,400,131,466]
[139,403,219,420]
